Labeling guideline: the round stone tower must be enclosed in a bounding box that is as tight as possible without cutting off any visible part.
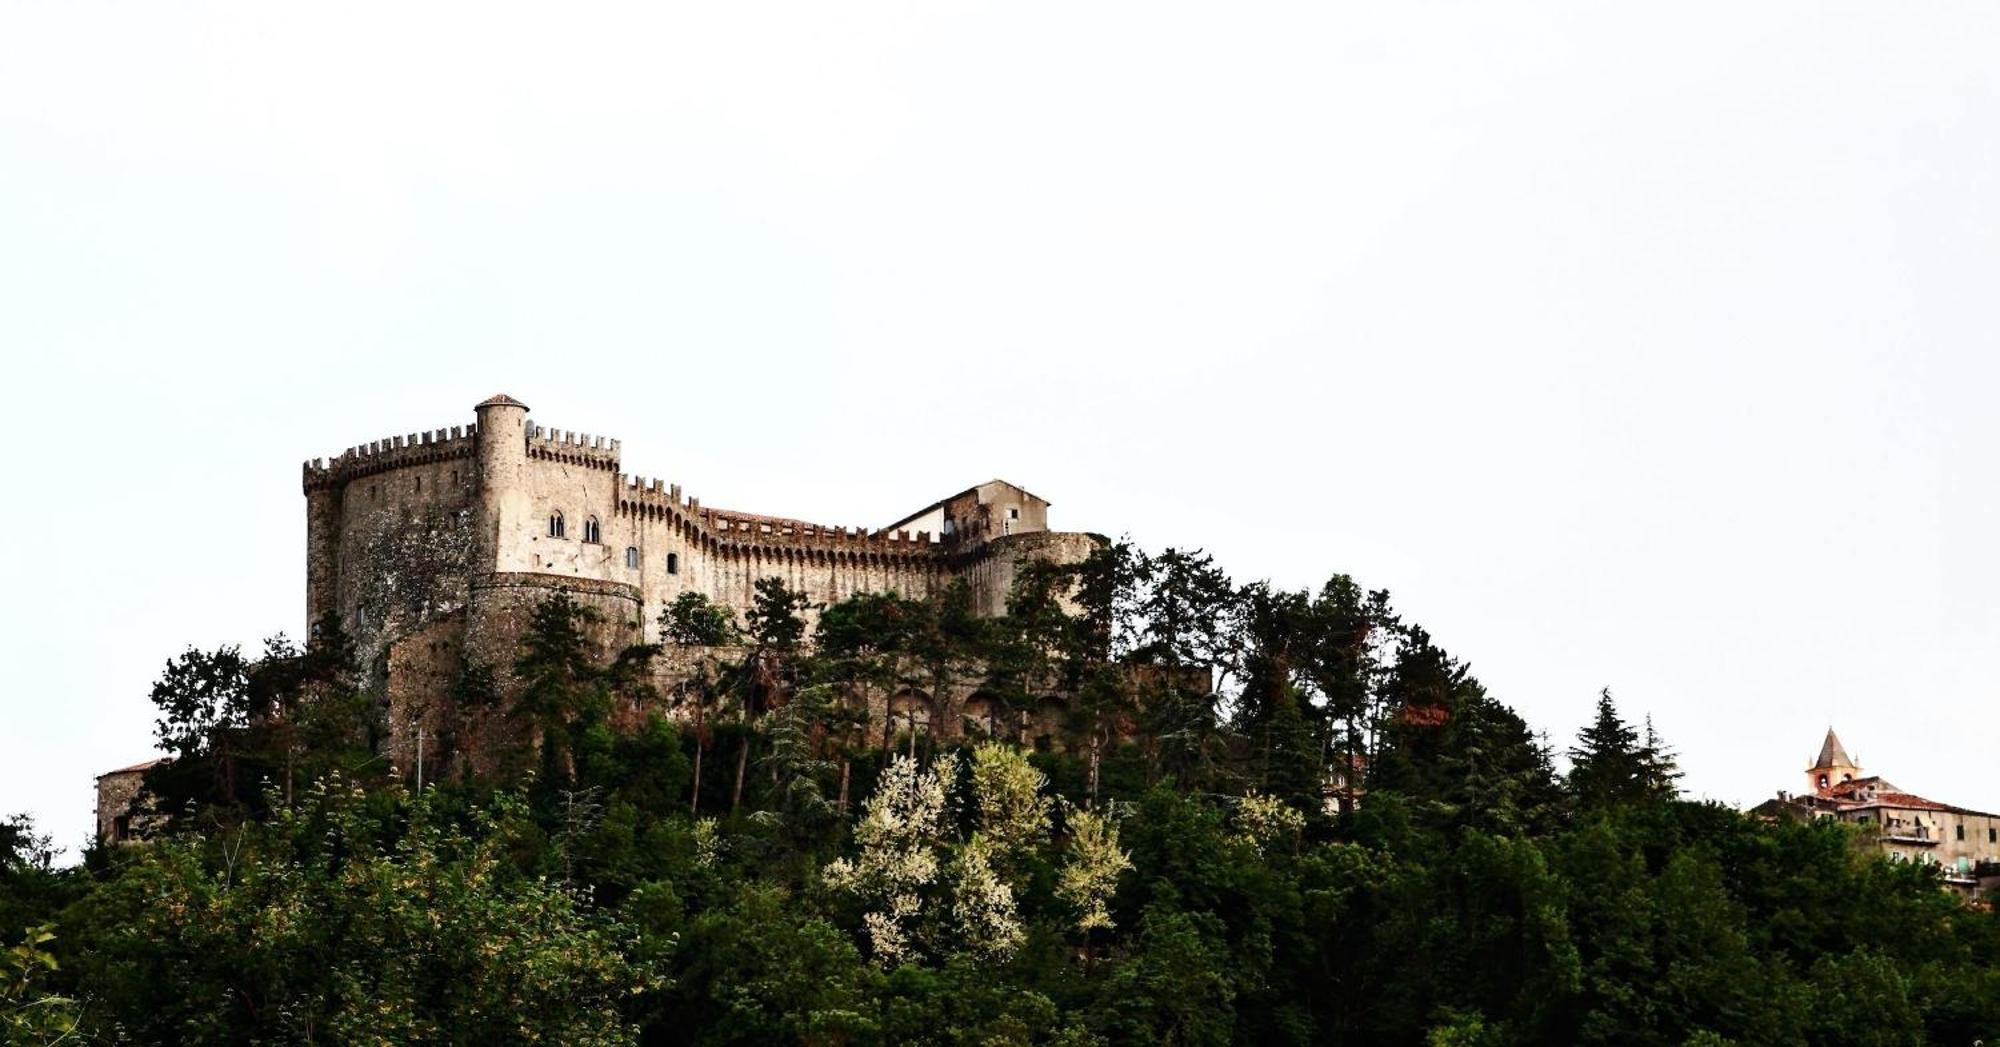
[473,393,531,574]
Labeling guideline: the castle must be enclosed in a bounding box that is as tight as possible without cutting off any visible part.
[298,393,1101,772]
[1753,728,2000,897]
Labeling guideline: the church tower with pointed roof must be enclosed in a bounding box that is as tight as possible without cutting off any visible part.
[1807,727,1863,796]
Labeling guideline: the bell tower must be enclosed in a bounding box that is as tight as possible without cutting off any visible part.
[1806,727,1863,796]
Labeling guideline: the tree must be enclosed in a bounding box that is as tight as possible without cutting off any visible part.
[660,593,736,815]
[1233,584,1324,811]
[513,593,610,782]
[1132,547,1242,789]
[1568,690,1650,812]
[823,754,956,963]
[1,926,77,1046]
[759,682,840,841]
[729,577,816,814]
[660,591,738,647]
[1301,576,1395,813]
[1058,807,1133,936]
[65,779,654,1044]
[815,591,922,796]
[1638,715,1684,802]
[148,643,256,808]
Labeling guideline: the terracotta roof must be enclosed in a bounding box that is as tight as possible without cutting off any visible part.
[95,757,167,778]
[1826,786,1999,819]
[1848,792,1956,812]
[1812,727,1855,770]
[1826,776,1894,799]
[476,393,530,410]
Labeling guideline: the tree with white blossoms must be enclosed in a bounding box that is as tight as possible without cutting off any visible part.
[945,835,1024,961]
[948,743,1054,960]
[1233,791,1307,855]
[823,753,955,963]
[1056,807,1133,934]
[967,742,1052,872]
[827,744,1065,964]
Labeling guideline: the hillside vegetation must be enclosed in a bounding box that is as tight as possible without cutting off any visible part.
[6,543,1999,1045]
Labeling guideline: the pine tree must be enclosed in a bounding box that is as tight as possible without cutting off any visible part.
[1567,689,1648,811]
[1638,714,1684,801]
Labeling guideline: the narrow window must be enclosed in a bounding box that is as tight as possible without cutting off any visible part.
[1958,824,1966,841]
[584,516,601,544]
[1989,827,1995,844]
[667,552,679,575]
[549,511,566,538]
[625,547,640,569]
[414,476,422,493]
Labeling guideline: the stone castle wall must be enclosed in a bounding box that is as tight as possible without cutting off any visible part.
[302,394,1103,776]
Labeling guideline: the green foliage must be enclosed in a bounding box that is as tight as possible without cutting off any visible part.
[63,779,652,1043]
[746,576,814,653]
[47,548,2000,1043]
[661,591,739,647]
[2,926,77,1045]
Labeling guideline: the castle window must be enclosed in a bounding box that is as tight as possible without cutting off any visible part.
[666,552,680,575]
[414,476,422,493]
[584,517,602,544]
[1958,824,1966,841]
[1818,774,1829,789]
[625,547,640,569]
[549,511,566,538]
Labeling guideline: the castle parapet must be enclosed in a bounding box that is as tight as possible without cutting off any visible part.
[613,470,947,560]
[304,423,480,491]
[528,423,621,472]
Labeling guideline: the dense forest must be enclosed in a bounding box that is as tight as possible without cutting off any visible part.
[6,543,2000,1045]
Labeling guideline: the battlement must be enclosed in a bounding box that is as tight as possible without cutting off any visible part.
[615,472,941,555]
[304,423,479,491]
[528,422,621,471]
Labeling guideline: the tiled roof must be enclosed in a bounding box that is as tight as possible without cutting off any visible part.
[476,393,529,409]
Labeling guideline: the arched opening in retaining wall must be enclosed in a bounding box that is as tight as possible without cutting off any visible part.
[961,691,1004,740]
[885,687,935,755]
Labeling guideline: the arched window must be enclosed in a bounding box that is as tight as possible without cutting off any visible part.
[666,552,680,575]
[625,547,640,569]
[584,517,601,544]
[549,511,566,538]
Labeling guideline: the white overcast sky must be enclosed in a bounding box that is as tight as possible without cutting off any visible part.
[4,2,1997,853]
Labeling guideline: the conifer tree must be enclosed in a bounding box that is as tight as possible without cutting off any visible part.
[1639,714,1684,802]
[1567,689,1649,811]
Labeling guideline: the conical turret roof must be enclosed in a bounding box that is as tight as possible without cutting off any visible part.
[1812,727,1854,770]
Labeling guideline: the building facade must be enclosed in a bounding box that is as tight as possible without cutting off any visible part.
[1754,728,2000,897]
